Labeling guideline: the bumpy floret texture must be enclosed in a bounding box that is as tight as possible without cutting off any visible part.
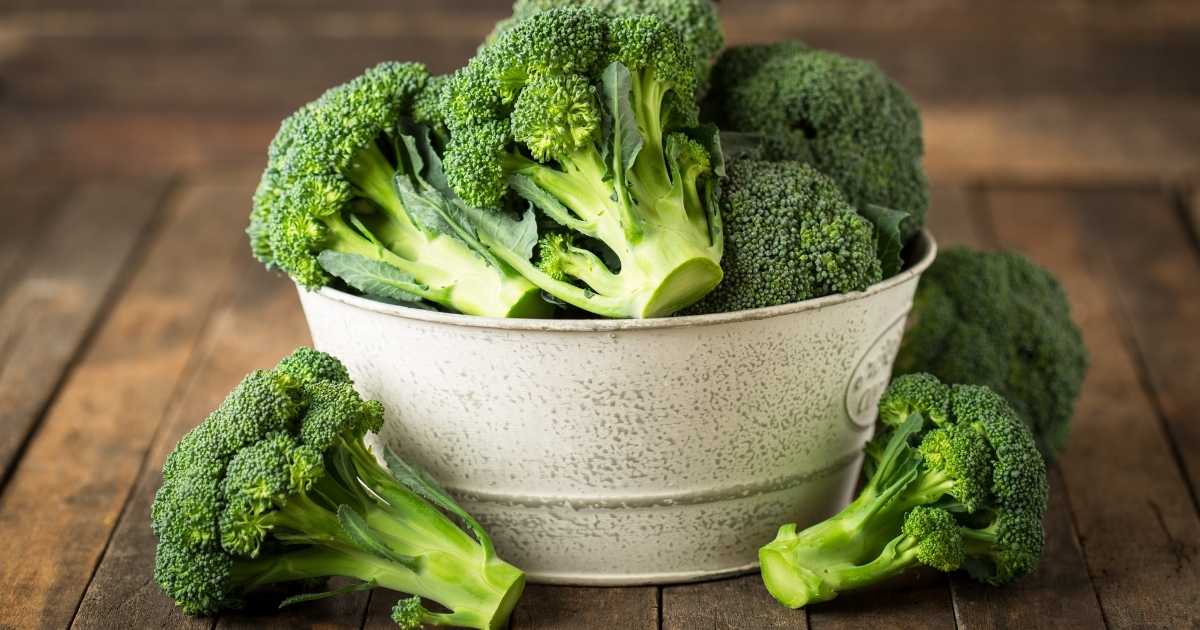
[706,44,928,242]
[486,0,723,83]
[687,160,881,314]
[896,247,1088,459]
[759,373,1047,609]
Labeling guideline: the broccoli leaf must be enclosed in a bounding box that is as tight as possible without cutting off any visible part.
[861,204,910,278]
[601,62,642,177]
[384,448,493,554]
[336,505,420,570]
[278,579,377,608]
[317,251,426,303]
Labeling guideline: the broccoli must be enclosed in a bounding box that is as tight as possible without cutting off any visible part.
[440,7,725,318]
[484,0,723,86]
[895,247,1088,459]
[704,43,929,243]
[759,374,1047,609]
[248,61,551,318]
[685,159,881,314]
[151,348,525,629]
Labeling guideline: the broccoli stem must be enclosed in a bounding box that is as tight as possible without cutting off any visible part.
[340,141,549,318]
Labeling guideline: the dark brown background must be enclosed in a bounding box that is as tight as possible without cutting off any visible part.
[1,1,1198,628]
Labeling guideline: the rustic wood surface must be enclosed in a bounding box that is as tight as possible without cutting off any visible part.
[1,1,1199,628]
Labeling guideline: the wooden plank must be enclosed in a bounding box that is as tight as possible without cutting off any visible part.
[922,189,1108,629]
[984,188,1200,628]
[70,254,313,630]
[508,585,657,630]
[807,571,955,630]
[0,177,252,629]
[215,578,368,630]
[0,183,61,301]
[662,575,801,630]
[1088,192,1200,505]
[0,179,164,486]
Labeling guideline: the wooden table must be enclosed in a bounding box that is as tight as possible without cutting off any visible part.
[1,2,1198,628]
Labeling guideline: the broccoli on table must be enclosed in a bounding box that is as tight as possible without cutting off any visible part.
[705,42,929,243]
[248,61,550,318]
[895,247,1088,459]
[759,374,1047,609]
[440,7,725,318]
[151,348,525,630]
[685,159,881,314]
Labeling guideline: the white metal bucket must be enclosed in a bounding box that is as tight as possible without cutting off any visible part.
[297,231,937,585]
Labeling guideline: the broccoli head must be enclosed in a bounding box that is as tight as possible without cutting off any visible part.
[248,61,550,318]
[685,159,881,314]
[705,43,929,243]
[895,247,1088,459]
[484,0,723,86]
[759,373,1047,609]
[151,348,525,629]
[440,7,724,318]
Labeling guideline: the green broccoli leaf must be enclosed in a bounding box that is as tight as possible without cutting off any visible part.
[601,62,642,177]
[861,204,910,278]
[278,579,377,608]
[317,251,426,303]
[336,505,420,570]
[384,448,493,555]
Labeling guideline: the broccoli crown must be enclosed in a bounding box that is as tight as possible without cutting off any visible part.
[440,7,724,318]
[759,373,1047,609]
[248,61,548,318]
[486,0,723,84]
[896,247,1088,459]
[706,44,928,242]
[151,348,526,629]
[687,159,881,314]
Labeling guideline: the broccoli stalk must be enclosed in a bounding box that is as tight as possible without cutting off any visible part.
[759,374,1047,609]
[249,62,550,318]
[442,8,724,318]
[152,348,525,630]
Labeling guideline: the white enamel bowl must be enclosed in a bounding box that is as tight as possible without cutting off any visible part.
[297,231,937,585]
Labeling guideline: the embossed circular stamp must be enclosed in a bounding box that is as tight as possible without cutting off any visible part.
[845,311,910,429]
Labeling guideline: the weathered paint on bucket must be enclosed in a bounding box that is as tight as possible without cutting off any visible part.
[297,231,937,585]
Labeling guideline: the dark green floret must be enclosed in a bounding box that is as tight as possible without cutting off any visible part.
[760,373,1047,609]
[441,7,724,318]
[686,159,881,314]
[151,348,526,629]
[248,61,550,318]
[705,43,929,242]
[484,0,724,85]
[896,247,1088,459]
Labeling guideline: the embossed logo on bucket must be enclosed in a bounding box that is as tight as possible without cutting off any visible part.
[845,311,909,429]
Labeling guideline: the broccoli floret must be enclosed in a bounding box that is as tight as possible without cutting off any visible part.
[485,0,723,85]
[686,159,881,314]
[152,348,526,630]
[759,373,1047,609]
[440,7,724,318]
[705,43,929,242]
[896,247,1088,459]
[249,61,550,318]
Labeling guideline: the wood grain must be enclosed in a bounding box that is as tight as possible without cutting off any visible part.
[0,183,62,302]
[1086,195,1200,507]
[0,178,252,629]
[0,180,164,486]
[984,188,1200,629]
[662,575,802,630]
[508,585,658,630]
[807,571,954,630]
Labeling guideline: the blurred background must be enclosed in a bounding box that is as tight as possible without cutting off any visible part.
[2,0,1198,184]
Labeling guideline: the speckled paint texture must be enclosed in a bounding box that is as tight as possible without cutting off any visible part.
[298,233,937,585]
